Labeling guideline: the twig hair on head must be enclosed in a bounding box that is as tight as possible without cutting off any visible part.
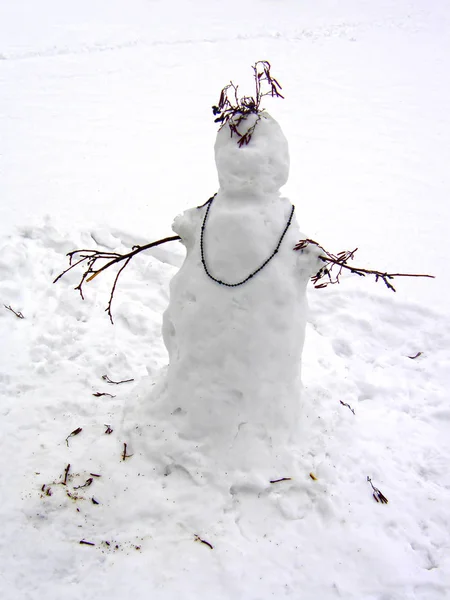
[212,61,284,147]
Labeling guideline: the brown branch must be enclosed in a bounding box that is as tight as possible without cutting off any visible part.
[212,60,284,146]
[367,476,388,504]
[53,234,180,323]
[65,427,82,447]
[194,535,214,550]
[4,305,25,319]
[270,477,292,484]
[63,463,71,486]
[102,374,134,385]
[340,400,356,415]
[294,239,434,292]
[74,478,93,490]
[122,443,133,461]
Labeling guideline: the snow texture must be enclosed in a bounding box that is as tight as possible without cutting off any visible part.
[1,1,450,599]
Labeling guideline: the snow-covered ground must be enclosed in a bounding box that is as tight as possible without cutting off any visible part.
[1,1,450,598]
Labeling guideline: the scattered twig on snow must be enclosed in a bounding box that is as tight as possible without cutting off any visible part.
[270,477,292,484]
[53,235,181,324]
[90,473,101,478]
[122,443,133,461]
[91,497,100,505]
[102,374,134,385]
[340,400,356,415]
[63,463,71,485]
[194,535,214,550]
[74,478,93,490]
[41,484,52,496]
[65,427,82,447]
[4,305,24,319]
[104,425,113,435]
[309,473,318,481]
[294,239,434,292]
[367,476,389,504]
[212,60,284,147]
[92,392,116,398]
[408,352,423,360]
[67,490,81,501]
[79,540,95,546]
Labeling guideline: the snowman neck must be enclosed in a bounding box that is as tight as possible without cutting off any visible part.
[218,189,281,205]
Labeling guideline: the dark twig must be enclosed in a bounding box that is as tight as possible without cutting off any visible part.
[194,535,214,550]
[294,239,434,292]
[74,478,93,490]
[212,61,284,147]
[104,425,113,435]
[102,374,134,385]
[367,476,389,504]
[408,352,423,360]
[4,305,24,319]
[90,473,101,478]
[93,392,116,398]
[65,427,82,447]
[63,464,71,485]
[122,443,133,461]
[340,401,356,415]
[91,497,100,505]
[270,477,292,484]
[53,235,180,323]
[79,540,95,546]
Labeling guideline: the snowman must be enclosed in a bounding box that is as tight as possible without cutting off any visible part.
[124,72,321,484]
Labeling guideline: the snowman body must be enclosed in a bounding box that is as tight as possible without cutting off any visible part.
[125,112,320,478]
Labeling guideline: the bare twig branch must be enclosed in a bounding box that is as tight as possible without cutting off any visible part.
[93,392,116,398]
[270,477,292,484]
[367,476,389,504]
[408,352,423,360]
[102,374,134,385]
[122,443,133,461]
[104,424,113,435]
[63,463,71,486]
[65,428,82,447]
[340,400,356,415]
[74,478,93,490]
[194,535,214,550]
[294,239,434,291]
[212,60,284,146]
[4,305,24,319]
[54,235,180,323]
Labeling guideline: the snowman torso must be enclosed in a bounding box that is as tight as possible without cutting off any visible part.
[162,192,314,451]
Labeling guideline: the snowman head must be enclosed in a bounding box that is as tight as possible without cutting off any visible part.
[214,110,290,195]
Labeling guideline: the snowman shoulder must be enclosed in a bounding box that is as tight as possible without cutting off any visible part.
[295,232,324,277]
[172,206,203,249]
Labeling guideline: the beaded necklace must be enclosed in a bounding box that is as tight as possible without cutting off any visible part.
[199,195,295,287]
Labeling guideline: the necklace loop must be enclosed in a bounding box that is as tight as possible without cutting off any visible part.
[199,196,295,287]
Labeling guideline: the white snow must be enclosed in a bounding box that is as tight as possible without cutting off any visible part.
[1,1,450,599]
